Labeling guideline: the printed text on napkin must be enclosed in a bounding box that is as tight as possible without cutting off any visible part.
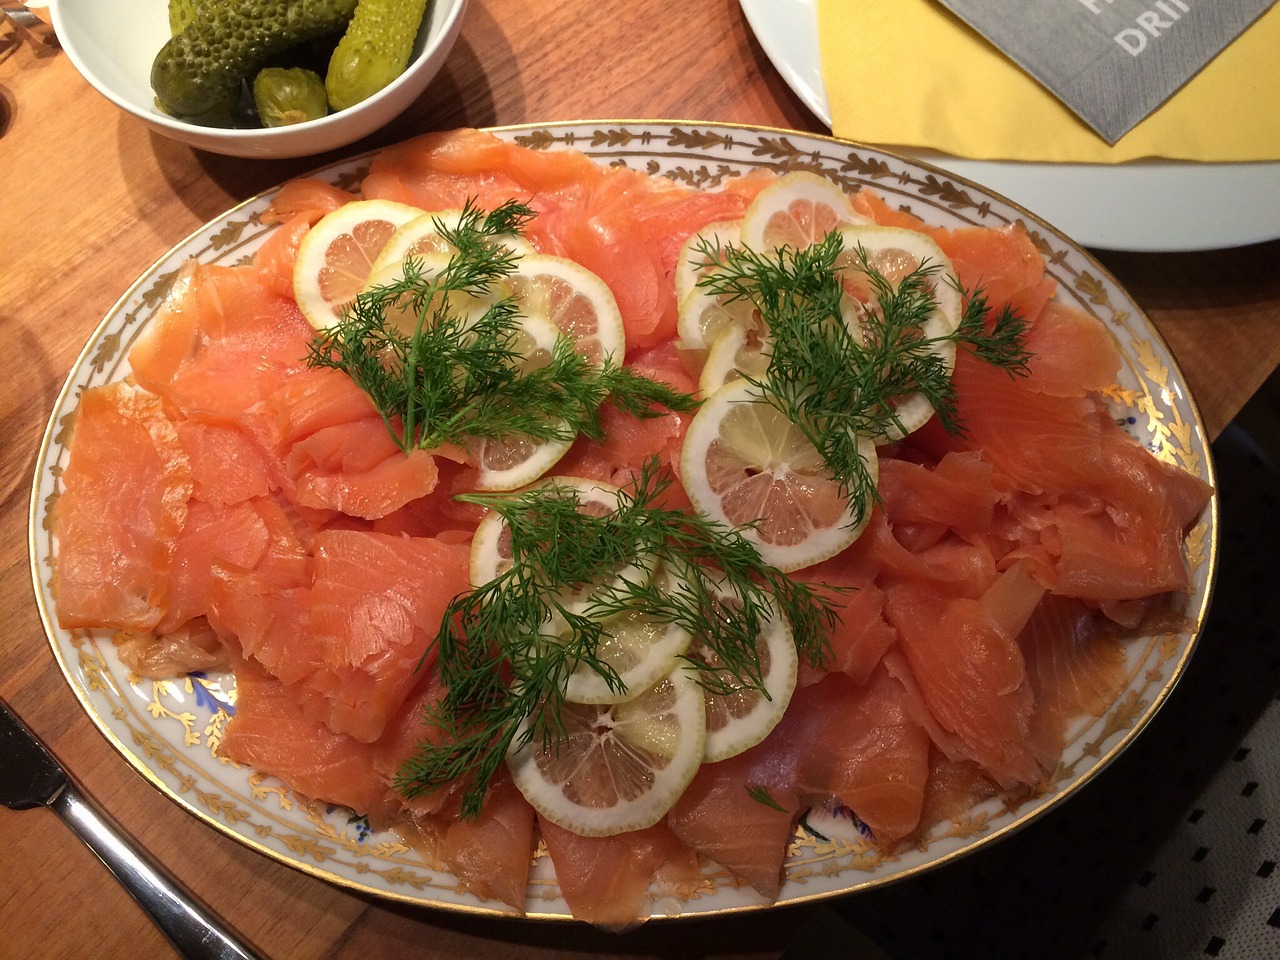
[936,0,1276,143]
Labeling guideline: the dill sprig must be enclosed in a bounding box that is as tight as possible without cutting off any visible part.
[306,200,698,454]
[693,232,1031,511]
[393,459,843,818]
[746,784,788,812]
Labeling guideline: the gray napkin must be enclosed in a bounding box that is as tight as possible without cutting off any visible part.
[935,0,1276,143]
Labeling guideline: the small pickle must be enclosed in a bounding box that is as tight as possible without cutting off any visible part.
[152,0,357,119]
[325,0,430,112]
[254,67,329,126]
[167,0,201,36]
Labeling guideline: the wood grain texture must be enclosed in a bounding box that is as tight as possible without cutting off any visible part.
[0,2,1274,958]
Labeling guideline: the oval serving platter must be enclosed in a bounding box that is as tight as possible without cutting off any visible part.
[29,121,1218,921]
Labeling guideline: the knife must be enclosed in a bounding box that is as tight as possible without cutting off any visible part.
[0,696,261,960]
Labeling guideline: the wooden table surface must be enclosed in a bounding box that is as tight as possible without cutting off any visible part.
[2,3,1277,958]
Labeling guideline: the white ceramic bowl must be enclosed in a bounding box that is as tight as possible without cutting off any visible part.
[49,0,469,159]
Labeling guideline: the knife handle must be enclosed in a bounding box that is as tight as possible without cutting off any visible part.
[51,783,261,960]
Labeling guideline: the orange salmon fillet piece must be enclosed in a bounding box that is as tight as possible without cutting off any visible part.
[54,382,192,631]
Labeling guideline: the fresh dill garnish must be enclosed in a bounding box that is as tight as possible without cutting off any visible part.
[746,784,788,812]
[393,459,843,818]
[306,199,698,454]
[693,231,1031,511]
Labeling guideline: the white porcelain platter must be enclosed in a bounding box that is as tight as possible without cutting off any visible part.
[30,121,1217,921]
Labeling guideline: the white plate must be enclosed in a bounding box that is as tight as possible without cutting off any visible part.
[30,121,1217,921]
[739,0,1280,252]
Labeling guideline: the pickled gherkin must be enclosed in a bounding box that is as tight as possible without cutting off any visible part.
[253,67,328,126]
[151,0,357,119]
[167,0,202,36]
[325,0,430,111]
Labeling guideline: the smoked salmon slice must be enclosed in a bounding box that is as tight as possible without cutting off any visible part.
[793,558,895,686]
[173,419,272,507]
[553,340,697,487]
[217,653,398,825]
[774,669,931,846]
[157,498,271,633]
[363,128,605,214]
[538,818,702,926]
[240,367,444,521]
[298,530,471,742]
[883,581,1041,789]
[399,772,537,912]
[1021,300,1122,397]
[666,741,803,901]
[262,178,359,226]
[129,263,314,422]
[1019,594,1128,762]
[54,382,192,631]
[207,568,315,685]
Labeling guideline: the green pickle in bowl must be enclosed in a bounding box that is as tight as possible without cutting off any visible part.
[253,67,329,126]
[327,0,431,110]
[152,0,430,128]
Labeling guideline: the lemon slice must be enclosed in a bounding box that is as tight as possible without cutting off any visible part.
[506,664,707,836]
[500,254,626,363]
[739,171,866,253]
[691,587,798,763]
[293,199,425,330]
[675,284,761,358]
[697,320,770,397]
[565,605,693,705]
[360,255,496,337]
[369,208,536,276]
[673,219,742,306]
[463,309,575,491]
[834,224,963,443]
[680,379,876,572]
[466,255,627,490]
[469,477,650,592]
[695,293,866,398]
[469,476,659,618]
[468,477,682,703]
[357,256,585,487]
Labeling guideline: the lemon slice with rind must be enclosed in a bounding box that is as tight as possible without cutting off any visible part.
[695,293,866,398]
[697,320,770,398]
[507,664,706,837]
[463,309,575,491]
[690,586,797,763]
[675,284,762,359]
[739,171,866,253]
[357,257,579,487]
[465,255,627,490]
[293,199,425,330]
[674,219,742,307]
[360,255,497,337]
[468,477,657,604]
[680,379,876,572]
[468,477,628,585]
[369,208,536,276]
[834,224,962,443]
[565,604,693,705]
[468,478,681,703]
[498,254,626,364]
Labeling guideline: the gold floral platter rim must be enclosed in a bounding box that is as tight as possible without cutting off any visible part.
[28,120,1219,921]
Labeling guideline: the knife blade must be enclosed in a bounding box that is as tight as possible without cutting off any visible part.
[0,694,68,808]
[1,696,261,960]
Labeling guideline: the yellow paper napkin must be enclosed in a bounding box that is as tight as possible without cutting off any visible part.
[817,0,1280,163]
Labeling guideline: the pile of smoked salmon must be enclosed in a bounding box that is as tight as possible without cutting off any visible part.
[51,129,1213,925]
